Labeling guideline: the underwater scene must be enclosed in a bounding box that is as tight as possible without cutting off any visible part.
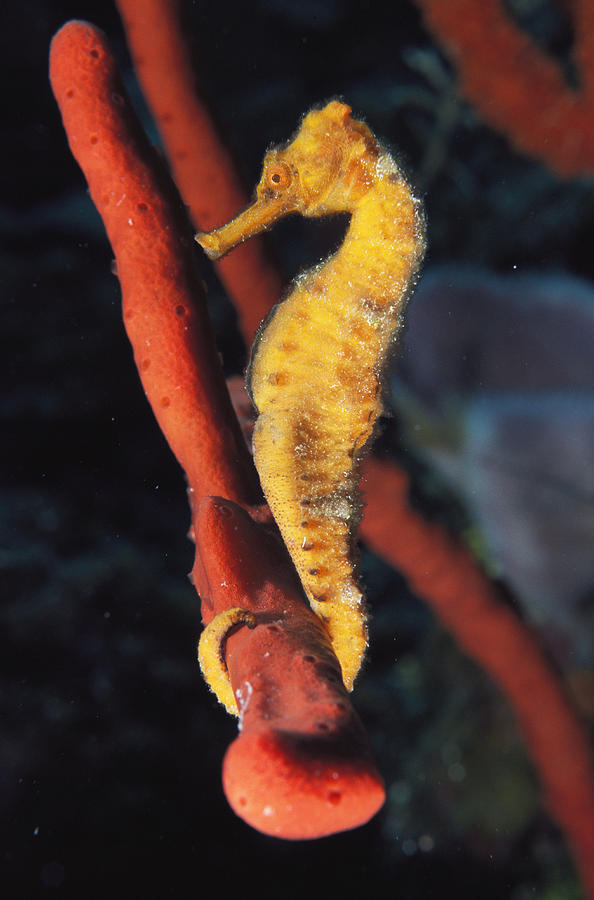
[3,0,593,897]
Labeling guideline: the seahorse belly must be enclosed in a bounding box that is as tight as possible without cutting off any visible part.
[248,275,396,690]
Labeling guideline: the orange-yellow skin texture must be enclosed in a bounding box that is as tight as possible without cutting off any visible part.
[197,101,425,690]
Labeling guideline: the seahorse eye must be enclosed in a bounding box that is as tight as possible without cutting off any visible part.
[266,162,292,193]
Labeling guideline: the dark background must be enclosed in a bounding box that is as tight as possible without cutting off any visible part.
[2,1,592,897]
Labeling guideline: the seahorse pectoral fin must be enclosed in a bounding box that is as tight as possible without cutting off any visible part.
[196,193,297,260]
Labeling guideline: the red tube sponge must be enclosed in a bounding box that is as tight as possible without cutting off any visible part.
[49,20,258,510]
[49,19,385,840]
[361,457,594,895]
[115,0,284,341]
[196,497,385,839]
[416,0,594,176]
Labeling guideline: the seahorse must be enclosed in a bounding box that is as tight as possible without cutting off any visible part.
[196,100,425,696]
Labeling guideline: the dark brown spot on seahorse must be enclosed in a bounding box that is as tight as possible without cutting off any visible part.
[301,540,314,551]
[335,365,358,388]
[294,418,321,441]
[268,371,290,386]
[301,517,323,529]
[360,296,384,313]
[349,322,372,341]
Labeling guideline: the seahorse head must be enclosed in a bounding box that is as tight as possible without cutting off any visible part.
[271,100,382,215]
[196,100,381,260]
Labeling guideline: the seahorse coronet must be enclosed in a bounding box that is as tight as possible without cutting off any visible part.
[196,100,425,699]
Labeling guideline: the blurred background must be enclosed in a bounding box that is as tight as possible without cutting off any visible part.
[2,0,593,896]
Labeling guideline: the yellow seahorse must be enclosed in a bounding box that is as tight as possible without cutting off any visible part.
[196,100,425,698]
